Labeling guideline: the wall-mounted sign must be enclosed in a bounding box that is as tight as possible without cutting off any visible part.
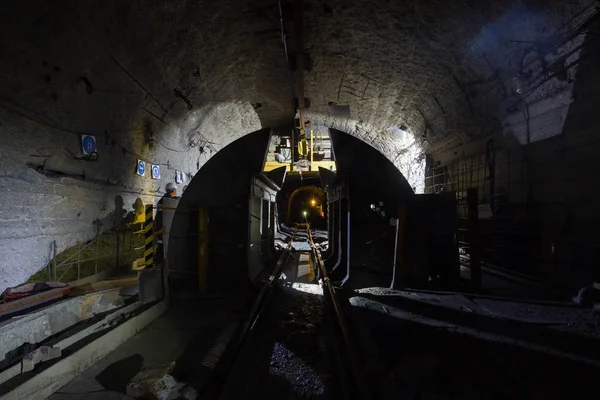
[81,135,97,155]
[151,164,161,180]
[175,170,183,184]
[136,160,146,176]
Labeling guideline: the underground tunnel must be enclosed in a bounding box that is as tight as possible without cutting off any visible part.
[1,0,600,399]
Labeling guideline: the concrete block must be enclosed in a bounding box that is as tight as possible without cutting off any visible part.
[126,362,177,399]
[139,267,163,304]
[2,300,167,400]
[21,346,61,372]
[0,287,123,361]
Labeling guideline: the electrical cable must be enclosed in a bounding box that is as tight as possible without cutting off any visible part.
[153,136,194,153]
[110,55,169,115]
[0,96,185,170]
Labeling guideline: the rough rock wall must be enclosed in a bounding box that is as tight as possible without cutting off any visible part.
[0,102,261,293]
[307,112,426,193]
[0,0,279,292]
[1,0,594,292]
[428,17,600,284]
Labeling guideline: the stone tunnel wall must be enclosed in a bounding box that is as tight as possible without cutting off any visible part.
[427,20,600,287]
[0,103,261,293]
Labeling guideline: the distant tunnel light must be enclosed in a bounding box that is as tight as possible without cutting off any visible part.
[311,199,316,206]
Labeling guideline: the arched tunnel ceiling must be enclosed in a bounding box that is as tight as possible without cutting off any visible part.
[0,0,597,291]
[0,0,593,150]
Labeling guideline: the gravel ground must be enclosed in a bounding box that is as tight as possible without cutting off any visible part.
[218,258,335,400]
[276,224,329,252]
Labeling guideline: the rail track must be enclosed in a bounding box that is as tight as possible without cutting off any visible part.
[196,226,600,400]
[195,226,371,400]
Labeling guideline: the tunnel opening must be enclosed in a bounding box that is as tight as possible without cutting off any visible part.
[4,3,600,399]
[280,180,327,228]
[167,128,275,295]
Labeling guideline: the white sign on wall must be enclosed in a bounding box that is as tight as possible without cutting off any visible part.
[175,170,183,184]
[136,160,146,176]
[151,164,161,180]
[81,135,97,155]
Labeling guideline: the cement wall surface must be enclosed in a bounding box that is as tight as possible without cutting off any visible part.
[0,101,260,293]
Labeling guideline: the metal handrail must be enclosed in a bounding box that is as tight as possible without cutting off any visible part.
[56,236,101,282]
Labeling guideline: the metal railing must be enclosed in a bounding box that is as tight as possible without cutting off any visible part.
[49,224,146,283]
[51,234,100,282]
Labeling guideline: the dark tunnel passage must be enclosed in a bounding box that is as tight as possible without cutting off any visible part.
[3,2,600,399]
[281,182,327,228]
[166,127,426,295]
[165,127,419,294]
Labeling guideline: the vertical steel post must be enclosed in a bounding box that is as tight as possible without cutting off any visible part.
[390,204,406,290]
[116,228,120,270]
[310,127,314,171]
[291,129,295,172]
[95,233,99,275]
[52,240,57,281]
[47,242,52,279]
[467,188,481,292]
[77,242,81,280]
[294,0,305,130]
[198,207,209,293]
[144,205,154,268]
[390,218,400,289]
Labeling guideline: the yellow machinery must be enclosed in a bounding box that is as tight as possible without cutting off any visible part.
[263,123,336,173]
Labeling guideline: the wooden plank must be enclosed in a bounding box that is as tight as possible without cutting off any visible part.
[0,287,70,318]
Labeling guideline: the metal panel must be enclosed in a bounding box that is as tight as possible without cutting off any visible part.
[248,197,263,281]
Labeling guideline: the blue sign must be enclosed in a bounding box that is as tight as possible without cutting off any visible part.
[81,135,97,155]
[151,164,161,180]
[136,160,145,176]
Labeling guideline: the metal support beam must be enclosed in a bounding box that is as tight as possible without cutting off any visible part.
[198,207,209,293]
[144,205,154,268]
[293,0,306,130]
[467,188,482,292]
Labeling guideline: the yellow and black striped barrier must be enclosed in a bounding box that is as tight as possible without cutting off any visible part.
[144,205,154,268]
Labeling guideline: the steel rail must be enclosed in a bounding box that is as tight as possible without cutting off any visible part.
[199,228,297,399]
[307,228,373,400]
